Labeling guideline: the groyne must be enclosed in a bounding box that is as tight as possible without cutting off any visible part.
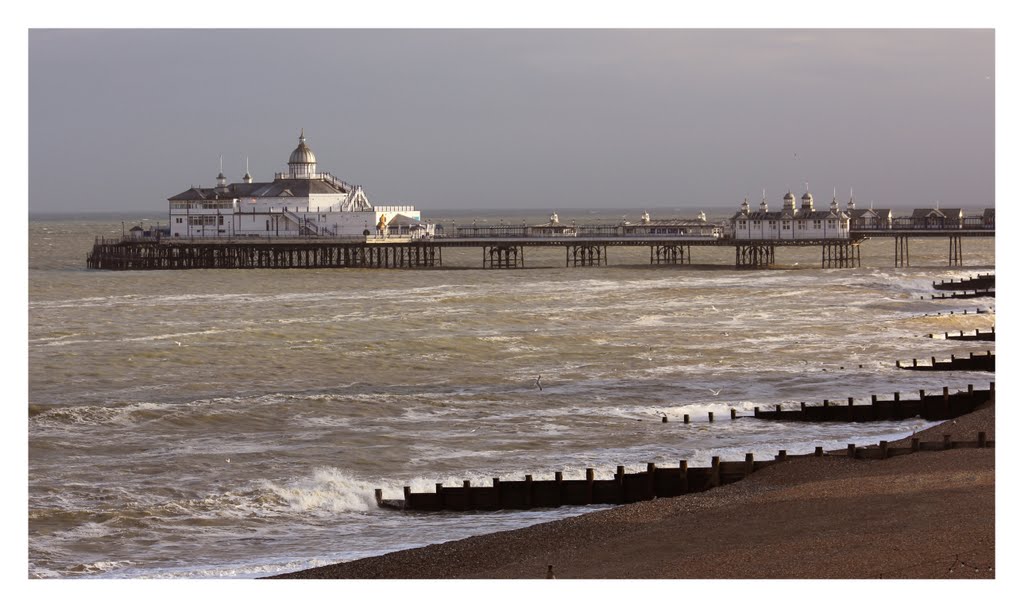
[933,274,994,291]
[375,429,993,513]
[896,352,994,372]
[376,382,993,513]
[928,328,995,341]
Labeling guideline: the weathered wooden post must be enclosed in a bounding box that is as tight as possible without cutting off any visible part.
[662,415,668,423]
[911,438,920,452]
[943,434,952,450]
[525,474,533,509]
[615,466,625,502]
[555,471,564,506]
[708,412,714,423]
[744,453,754,475]
[683,414,690,424]
[585,468,594,504]
[814,446,823,457]
[679,460,689,494]
[894,391,900,402]
[775,404,782,414]
[776,449,788,462]
[647,463,656,496]
[710,457,720,487]
[968,384,974,396]
[374,488,383,506]
[847,443,857,458]
[977,432,987,448]
[730,408,737,420]
[753,406,760,417]
[879,440,889,459]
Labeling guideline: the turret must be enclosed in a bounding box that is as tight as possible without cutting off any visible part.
[740,198,750,215]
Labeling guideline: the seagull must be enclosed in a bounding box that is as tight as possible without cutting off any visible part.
[710,305,718,312]
[174,341,182,346]
[708,388,722,396]
[225,458,231,463]
[535,375,543,391]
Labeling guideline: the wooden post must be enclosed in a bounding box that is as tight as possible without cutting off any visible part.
[585,469,594,504]
[848,397,854,406]
[435,482,443,494]
[679,460,689,493]
[615,466,625,502]
[894,392,900,402]
[911,438,920,452]
[943,434,952,450]
[647,463,656,496]
[708,412,714,423]
[968,384,974,396]
[730,408,737,420]
[744,453,754,475]
[662,416,668,423]
[754,407,760,417]
[374,488,383,506]
[710,457,720,487]
[847,443,857,458]
[879,440,889,459]
[814,446,823,457]
[683,414,690,424]
[775,404,781,413]
[977,432,987,448]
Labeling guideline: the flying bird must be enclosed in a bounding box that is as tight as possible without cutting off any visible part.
[708,388,722,396]
[535,375,543,391]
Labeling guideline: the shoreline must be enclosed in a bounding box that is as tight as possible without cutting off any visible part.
[272,399,995,579]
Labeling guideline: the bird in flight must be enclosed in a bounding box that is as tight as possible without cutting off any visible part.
[535,375,543,391]
[708,388,722,396]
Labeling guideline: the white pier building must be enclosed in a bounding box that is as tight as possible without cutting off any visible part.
[168,131,431,239]
[730,189,850,240]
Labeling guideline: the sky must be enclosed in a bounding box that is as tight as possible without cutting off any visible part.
[28,28,994,214]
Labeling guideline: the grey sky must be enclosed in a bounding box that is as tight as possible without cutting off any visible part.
[28,29,994,213]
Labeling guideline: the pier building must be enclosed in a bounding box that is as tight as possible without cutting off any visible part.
[167,131,432,239]
[729,190,850,240]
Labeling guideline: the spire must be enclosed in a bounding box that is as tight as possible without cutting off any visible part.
[243,156,253,183]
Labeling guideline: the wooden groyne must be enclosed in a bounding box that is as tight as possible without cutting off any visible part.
[374,430,994,512]
[933,274,994,291]
[920,308,992,318]
[754,383,992,422]
[928,328,995,342]
[930,289,994,300]
[896,352,994,372]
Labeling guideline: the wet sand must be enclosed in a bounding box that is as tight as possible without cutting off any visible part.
[273,401,995,579]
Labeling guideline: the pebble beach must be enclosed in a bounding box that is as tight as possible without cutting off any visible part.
[274,400,995,579]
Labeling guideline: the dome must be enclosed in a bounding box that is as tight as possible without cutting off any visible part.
[783,191,795,201]
[288,130,317,165]
[802,191,813,201]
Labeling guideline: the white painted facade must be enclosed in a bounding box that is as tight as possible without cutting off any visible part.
[168,132,432,239]
[729,190,850,240]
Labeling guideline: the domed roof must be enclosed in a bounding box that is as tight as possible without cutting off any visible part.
[802,191,813,201]
[783,191,795,200]
[288,130,317,165]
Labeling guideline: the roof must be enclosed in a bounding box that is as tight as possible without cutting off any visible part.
[386,214,423,226]
[848,208,892,219]
[911,208,963,218]
[168,177,349,201]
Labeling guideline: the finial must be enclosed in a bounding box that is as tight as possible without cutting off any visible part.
[219,155,223,173]
[299,128,305,143]
[762,188,766,201]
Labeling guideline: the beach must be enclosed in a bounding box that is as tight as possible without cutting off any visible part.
[274,400,995,579]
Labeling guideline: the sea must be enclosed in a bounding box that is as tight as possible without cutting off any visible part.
[27,208,995,579]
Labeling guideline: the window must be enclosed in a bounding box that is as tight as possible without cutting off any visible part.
[782,222,790,230]
[175,217,182,224]
[814,220,822,229]
[739,221,747,228]
[798,221,806,230]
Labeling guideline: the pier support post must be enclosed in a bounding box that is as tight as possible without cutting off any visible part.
[895,235,910,267]
[948,235,963,267]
